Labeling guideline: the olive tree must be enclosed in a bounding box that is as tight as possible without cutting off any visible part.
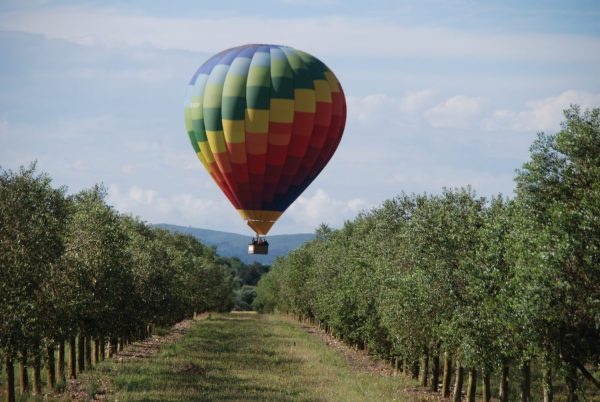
[0,164,68,401]
[511,106,600,402]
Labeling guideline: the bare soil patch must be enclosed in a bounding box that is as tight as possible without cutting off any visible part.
[300,324,395,376]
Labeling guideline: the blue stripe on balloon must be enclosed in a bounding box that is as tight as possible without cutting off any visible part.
[188,74,209,97]
[207,64,229,85]
[249,50,271,68]
[227,57,252,76]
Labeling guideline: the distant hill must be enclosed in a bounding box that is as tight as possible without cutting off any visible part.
[154,224,314,265]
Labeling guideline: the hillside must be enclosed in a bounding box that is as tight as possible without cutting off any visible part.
[154,224,314,264]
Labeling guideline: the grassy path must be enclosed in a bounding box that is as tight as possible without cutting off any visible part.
[81,312,415,401]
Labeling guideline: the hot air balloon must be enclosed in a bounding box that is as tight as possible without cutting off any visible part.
[184,44,346,254]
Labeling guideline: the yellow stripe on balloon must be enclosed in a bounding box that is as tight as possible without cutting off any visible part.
[223,120,245,143]
[245,109,269,133]
[313,80,332,103]
[294,89,316,113]
[323,71,340,93]
[237,209,283,235]
[199,142,215,163]
[294,88,316,113]
[222,75,247,97]
[237,209,282,221]
[269,99,294,123]
[196,151,212,172]
[206,130,227,153]
[246,67,270,87]
[190,101,203,119]
[184,108,193,132]
[203,85,223,108]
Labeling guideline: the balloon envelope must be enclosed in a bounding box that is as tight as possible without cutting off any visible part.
[184,44,346,235]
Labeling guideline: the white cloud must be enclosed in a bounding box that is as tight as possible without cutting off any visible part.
[485,90,600,132]
[425,95,485,129]
[127,186,156,205]
[346,90,438,135]
[400,89,439,114]
[287,188,368,229]
[385,167,515,197]
[347,94,398,123]
[108,184,228,225]
[1,6,599,62]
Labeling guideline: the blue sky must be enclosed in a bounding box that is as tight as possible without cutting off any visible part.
[1,0,599,234]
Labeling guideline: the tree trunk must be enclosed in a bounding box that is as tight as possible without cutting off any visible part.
[93,338,99,364]
[520,360,531,402]
[402,357,409,376]
[5,359,15,402]
[419,346,429,387]
[100,336,105,360]
[431,348,440,392]
[19,350,29,394]
[85,337,92,368]
[466,368,477,402]
[482,369,491,402]
[453,362,464,402]
[565,363,578,402]
[411,360,420,380]
[442,353,452,398]
[499,363,509,402]
[109,337,117,358]
[58,340,66,383]
[32,347,42,395]
[47,345,56,390]
[69,336,76,379]
[119,337,124,352]
[77,336,85,372]
[542,359,553,402]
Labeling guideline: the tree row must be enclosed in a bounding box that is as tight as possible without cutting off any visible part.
[255,107,599,401]
[0,168,234,402]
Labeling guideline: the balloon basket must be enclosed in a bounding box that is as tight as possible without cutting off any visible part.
[248,237,269,254]
[248,243,268,255]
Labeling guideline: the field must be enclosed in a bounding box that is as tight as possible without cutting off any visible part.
[72,313,415,402]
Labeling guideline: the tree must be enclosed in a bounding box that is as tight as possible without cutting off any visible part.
[0,164,68,401]
[511,106,600,401]
[62,186,135,371]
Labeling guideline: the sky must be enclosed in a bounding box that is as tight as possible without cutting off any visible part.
[1,0,599,235]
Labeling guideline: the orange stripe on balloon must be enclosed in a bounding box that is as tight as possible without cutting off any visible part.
[227,142,247,164]
[246,132,268,155]
[212,152,243,206]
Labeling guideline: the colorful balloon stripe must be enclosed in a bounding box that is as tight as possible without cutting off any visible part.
[185,44,346,234]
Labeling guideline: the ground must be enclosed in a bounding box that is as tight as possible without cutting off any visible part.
[69,312,419,402]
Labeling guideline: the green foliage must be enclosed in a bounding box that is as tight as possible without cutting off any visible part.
[228,259,270,287]
[233,285,258,311]
[510,106,600,384]
[0,163,69,359]
[256,106,600,399]
[63,186,137,338]
[0,163,236,391]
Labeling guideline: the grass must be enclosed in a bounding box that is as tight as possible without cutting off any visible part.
[78,312,415,401]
